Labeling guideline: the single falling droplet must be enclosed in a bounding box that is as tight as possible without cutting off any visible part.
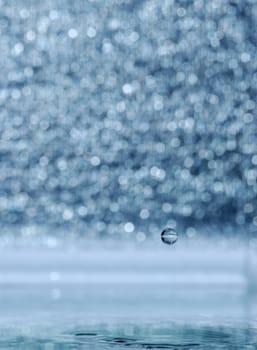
[161,227,178,245]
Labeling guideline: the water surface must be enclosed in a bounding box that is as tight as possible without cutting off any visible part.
[0,238,256,349]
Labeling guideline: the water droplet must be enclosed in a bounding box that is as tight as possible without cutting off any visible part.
[161,228,178,245]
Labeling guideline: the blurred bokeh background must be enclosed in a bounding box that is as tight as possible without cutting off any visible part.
[1,3,257,348]
[0,0,257,241]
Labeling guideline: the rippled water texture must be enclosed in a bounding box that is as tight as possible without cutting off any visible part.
[1,323,257,349]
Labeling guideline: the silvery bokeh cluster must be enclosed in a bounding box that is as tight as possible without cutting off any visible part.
[0,0,257,239]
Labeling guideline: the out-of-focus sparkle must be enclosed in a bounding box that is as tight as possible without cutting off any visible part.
[0,0,256,240]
